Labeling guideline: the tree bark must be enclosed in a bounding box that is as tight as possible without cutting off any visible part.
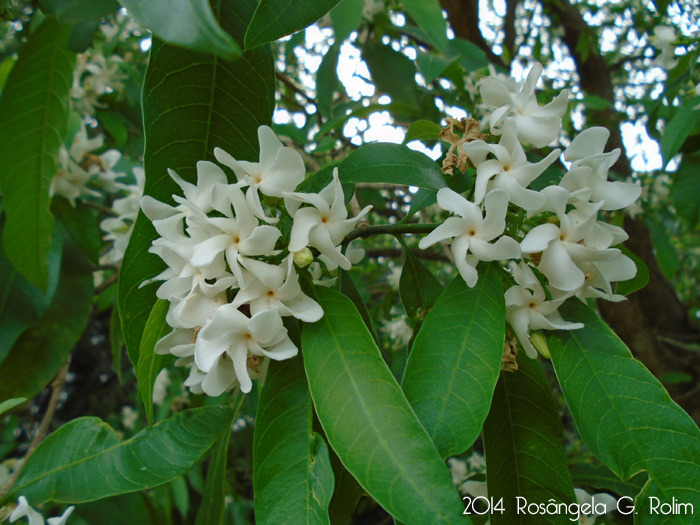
[444,0,700,421]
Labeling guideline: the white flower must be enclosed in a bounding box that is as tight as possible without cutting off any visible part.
[187,184,281,283]
[214,125,305,198]
[505,262,583,358]
[286,168,371,271]
[152,369,171,406]
[196,306,297,394]
[50,147,99,206]
[574,488,617,525]
[100,166,145,265]
[382,316,413,345]
[418,188,520,287]
[232,255,323,322]
[650,25,678,70]
[10,496,75,525]
[463,118,560,210]
[520,194,624,292]
[480,62,569,147]
[574,255,637,303]
[560,128,641,210]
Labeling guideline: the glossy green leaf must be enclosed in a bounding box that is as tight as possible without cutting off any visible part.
[644,215,679,280]
[41,0,119,23]
[118,0,275,368]
[137,299,171,426]
[0,18,74,291]
[660,97,700,165]
[570,462,645,500]
[245,0,342,50]
[672,154,700,228]
[53,198,102,264]
[339,270,381,347]
[549,300,700,523]
[0,233,92,401]
[117,0,242,59]
[615,246,649,297]
[302,287,466,524]
[330,0,364,42]
[4,406,234,506]
[403,119,442,145]
[254,356,334,524]
[317,43,341,120]
[339,143,447,190]
[401,0,452,54]
[0,397,27,417]
[0,227,62,365]
[483,354,575,524]
[450,38,489,71]
[110,305,124,383]
[402,267,505,458]
[362,41,418,107]
[398,241,443,321]
[196,417,234,525]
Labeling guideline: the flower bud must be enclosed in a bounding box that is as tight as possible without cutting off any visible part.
[293,248,314,268]
[530,331,551,359]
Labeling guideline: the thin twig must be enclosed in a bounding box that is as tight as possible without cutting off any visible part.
[0,359,71,498]
[94,272,118,295]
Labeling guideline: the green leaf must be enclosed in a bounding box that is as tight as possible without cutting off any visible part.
[196,416,234,525]
[0,232,93,401]
[339,270,381,347]
[644,215,679,280]
[4,406,235,506]
[245,0,343,50]
[110,305,124,383]
[672,154,700,228]
[330,0,364,42]
[403,119,442,145]
[137,299,171,426]
[570,462,646,500]
[0,18,75,291]
[76,493,153,525]
[449,38,489,71]
[254,356,334,524]
[661,97,700,165]
[117,0,242,59]
[0,397,27,417]
[118,0,275,368]
[402,267,504,459]
[614,246,649,297]
[302,287,466,524]
[0,226,62,365]
[339,143,447,190]
[317,43,341,120]
[398,241,443,320]
[483,354,576,524]
[67,20,99,53]
[40,0,119,23]
[53,198,102,264]
[548,300,700,523]
[401,0,452,54]
[362,41,418,107]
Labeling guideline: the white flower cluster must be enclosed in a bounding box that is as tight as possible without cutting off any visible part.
[9,496,73,525]
[71,52,127,116]
[143,126,371,396]
[50,122,125,206]
[421,63,641,358]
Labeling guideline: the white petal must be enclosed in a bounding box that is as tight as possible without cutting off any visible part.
[289,207,322,252]
[418,217,467,249]
[520,223,560,253]
[539,241,584,291]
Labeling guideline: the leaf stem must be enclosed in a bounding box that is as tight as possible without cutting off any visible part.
[344,223,439,244]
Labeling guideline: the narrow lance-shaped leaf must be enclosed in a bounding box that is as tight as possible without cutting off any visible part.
[245,0,343,50]
[339,143,448,191]
[0,231,93,401]
[0,226,62,365]
[137,299,172,426]
[0,18,74,290]
[118,0,275,368]
[117,0,241,59]
[548,300,700,524]
[402,266,505,459]
[254,355,334,524]
[3,406,235,506]
[196,393,242,525]
[483,354,576,524]
[302,287,467,524]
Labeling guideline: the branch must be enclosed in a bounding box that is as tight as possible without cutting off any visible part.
[344,222,439,244]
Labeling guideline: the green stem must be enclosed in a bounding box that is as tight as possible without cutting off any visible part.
[344,223,439,244]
